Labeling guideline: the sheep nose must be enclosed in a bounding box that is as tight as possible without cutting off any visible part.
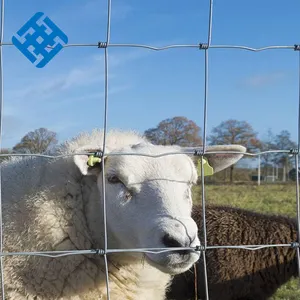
[162,233,190,255]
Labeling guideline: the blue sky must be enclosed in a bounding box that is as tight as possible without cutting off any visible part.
[2,0,300,151]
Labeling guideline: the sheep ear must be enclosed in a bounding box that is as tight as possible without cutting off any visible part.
[73,146,107,176]
[203,145,247,174]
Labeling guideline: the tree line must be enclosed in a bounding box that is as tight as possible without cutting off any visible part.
[1,117,297,182]
[0,127,57,162]
[144,116,297,183]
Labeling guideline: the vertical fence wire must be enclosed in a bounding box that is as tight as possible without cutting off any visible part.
[295,154,300,285]
[207,0,214,46]
[0,0,4,298]
[295,50,300,285]
[101,0,112,299]
[257,155,261,186]
[200,0,214,299]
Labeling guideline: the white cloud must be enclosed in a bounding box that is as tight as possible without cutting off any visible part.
[7,63,103,103]
[94,48,149,65]
[240,72,287,88]
[2,36,150,148]
[1,47,144,148]
[8,48,145,104]
[7,48,145,105]
[60,83,133,104]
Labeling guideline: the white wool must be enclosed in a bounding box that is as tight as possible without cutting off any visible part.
[1,129,199,300]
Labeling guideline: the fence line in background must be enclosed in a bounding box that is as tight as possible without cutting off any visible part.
[0,0,300,299]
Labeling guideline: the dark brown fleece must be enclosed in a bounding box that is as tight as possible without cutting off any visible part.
[166,205,298,300]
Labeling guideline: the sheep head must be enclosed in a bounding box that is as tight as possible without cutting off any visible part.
[73,141,246,275]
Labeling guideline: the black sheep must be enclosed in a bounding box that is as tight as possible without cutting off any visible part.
[166,205,298,300]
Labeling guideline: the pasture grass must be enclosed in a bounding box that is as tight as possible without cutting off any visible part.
[192,183,300,300]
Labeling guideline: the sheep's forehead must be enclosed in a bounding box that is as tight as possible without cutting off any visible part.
[107,144,197,183]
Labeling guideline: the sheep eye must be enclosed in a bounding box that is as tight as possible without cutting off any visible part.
[107,175,122,184]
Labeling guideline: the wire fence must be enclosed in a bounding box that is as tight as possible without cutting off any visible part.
[0,0,299,299]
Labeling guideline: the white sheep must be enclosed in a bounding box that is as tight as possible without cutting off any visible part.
[0,129,245,300]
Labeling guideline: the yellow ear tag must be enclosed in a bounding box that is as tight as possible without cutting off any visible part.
[87,155,102,167]
[197,157,214,176]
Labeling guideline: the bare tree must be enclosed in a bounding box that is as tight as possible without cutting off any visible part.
[257,129,277,177]
[13,128,58,154]
[273,130,296,180]
[208,119,258,183]
[144,116,202,147]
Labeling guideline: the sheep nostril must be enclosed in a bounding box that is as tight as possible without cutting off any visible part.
[162,233,189,255]
[163,234,182,248]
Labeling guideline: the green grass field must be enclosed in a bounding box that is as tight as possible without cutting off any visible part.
[192,183,300,300]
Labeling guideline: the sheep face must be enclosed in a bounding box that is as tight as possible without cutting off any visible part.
[103,143,200,275]
[74,141,246,275]
[75,142,200,275]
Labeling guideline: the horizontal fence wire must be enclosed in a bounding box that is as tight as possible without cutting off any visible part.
[0,0,300,299]
[0,149,298,158]
[0,42,299,52]
[0,243,299,258]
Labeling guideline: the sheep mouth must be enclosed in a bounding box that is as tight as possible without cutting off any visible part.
[144,251,200,275]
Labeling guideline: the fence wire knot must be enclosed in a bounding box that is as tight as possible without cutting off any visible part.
[199,43,209,50]
[294,44,300,51]
[291,242,300,248]
[289,148,299,155]
[94,249,105,255]
[93,151,103,158]
[98,42,108,48]
[194,149,204,156]
[195,245,205,252]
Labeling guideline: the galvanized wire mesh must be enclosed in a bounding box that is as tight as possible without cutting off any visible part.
[0,0,299,299]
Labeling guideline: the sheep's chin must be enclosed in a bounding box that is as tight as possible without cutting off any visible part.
[144,252,200,275]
